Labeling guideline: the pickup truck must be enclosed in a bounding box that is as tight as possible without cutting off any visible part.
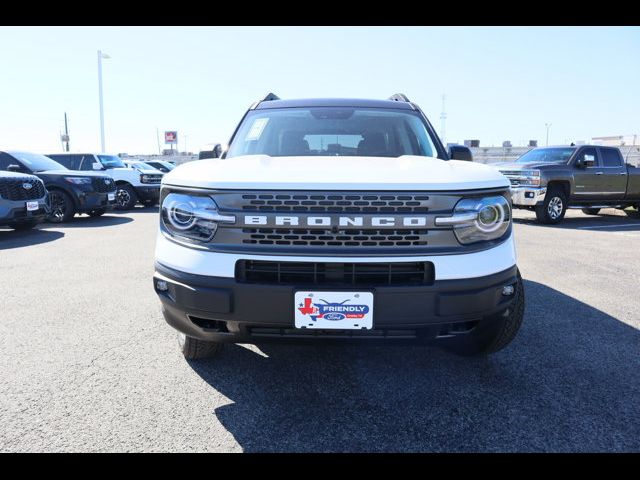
[153,93,524,360]
[494,145,640,224]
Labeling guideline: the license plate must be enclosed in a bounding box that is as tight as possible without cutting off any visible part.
[294,291,373,330]
[26,201,39,212]
[108,193,115,201]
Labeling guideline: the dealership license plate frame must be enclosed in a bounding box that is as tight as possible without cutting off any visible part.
[26,201,39,212]
[294,291,374,330]
[108,193,115,201]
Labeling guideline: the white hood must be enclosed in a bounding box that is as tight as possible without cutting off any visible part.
[162,155,509,191]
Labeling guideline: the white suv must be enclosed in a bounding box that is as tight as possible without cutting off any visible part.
[47,153,162,209]
[153,93,524,360]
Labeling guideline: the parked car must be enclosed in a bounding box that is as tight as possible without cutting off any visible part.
[0,170,49,230]
[141,160,176,173]
[493,145,640,224]
[46,153,162,210]
[153,93,524,360]
[0,151,116,223]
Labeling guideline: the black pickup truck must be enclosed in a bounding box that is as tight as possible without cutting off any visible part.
[493,145,640,224]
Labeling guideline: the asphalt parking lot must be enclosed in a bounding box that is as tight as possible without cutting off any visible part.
[1,207,639,452]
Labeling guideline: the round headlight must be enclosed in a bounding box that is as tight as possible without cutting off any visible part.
[167,202,197,230]
[477,203,505,232]
[446,195,511,244]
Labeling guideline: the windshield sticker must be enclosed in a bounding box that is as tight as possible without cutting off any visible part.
[246,118,269,141]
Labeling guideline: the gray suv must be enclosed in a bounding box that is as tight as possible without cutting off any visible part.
[0,171,49,230]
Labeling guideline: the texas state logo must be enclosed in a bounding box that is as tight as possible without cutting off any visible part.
[297,297,370,322]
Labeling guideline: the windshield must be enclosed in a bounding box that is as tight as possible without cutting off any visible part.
[517,147,575,164]
[97,154,126,169]
[9,151,67,172]
[226,107,439,158]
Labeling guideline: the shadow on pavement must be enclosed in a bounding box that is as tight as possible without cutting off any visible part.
[110,206,159,214]
[188,280,640,452]
[514,209,640,231]
[0,228,65,250]
[40,215,133,229]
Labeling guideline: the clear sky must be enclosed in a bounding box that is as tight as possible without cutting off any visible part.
[0,26,638,155]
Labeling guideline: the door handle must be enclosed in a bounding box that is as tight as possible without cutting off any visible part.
[620,172,628,175]
[595,172,603,175]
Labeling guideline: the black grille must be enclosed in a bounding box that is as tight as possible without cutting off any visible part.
[236,260,435,286]
[0,178,46,201]
[240,228,429,247]
[239,193,430,213]
[91,177,116,193]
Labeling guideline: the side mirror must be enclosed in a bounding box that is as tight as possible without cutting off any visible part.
[199,144,223,160]
[212,144,223,158]
[576,155,595,168]
[7,164,21,172]
[448,145,473,162]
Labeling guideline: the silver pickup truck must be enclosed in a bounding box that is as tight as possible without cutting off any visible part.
[493,145,640,224]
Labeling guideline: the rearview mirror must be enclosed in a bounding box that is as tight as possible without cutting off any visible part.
[448,145,473,162]
[7,164,21,172]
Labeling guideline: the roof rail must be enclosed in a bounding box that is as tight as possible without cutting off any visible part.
[388,93,410,102]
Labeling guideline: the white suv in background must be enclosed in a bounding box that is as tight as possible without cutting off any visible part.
[46,153,163,209]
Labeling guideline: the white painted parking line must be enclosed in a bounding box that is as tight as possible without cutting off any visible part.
[578,223,640,230]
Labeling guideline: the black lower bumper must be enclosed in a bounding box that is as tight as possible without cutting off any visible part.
[135,186,160,202]
[154,262,519,344]
[76,192,116,213]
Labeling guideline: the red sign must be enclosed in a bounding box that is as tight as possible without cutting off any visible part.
[164,131,177,144]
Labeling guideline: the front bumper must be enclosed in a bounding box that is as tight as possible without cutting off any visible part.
[76,191,117,213]
[135,185,161,202]
[510,186,546,207]
[153,262,519,344]
[0,197,50,226]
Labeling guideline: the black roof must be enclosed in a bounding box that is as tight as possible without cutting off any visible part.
[254,97,415,110]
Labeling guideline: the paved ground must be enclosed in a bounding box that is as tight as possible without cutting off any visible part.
[0,207,639,452]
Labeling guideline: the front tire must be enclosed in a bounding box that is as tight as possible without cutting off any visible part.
[582,208,601,216]
[447,270,525,356]
[48,190,75,223]
[114,184,138,210]
[177,332,223,360]
[535,187,567,224]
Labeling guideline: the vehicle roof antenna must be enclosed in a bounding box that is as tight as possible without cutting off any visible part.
[388,93,410,102]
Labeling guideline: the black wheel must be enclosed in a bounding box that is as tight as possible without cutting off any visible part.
[88,208,107,217]
[581,208,601,216]
[535,186,567,224]
[447,270,525,356]
[177,332,223,360]
[47,190,75,223]
[9,220,38,231]
[114,184,138,210]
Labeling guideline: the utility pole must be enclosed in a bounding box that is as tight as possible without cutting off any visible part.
[156,127,161,155]
[184,135,189,155]
[64,112,70,152]
[440,94,447,145]
[545,123,552,146]
[97,50,110,152]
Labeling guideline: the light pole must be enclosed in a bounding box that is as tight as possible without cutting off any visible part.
[184,135,189,154]
[545,123,552,146]
[97,50,111,152]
